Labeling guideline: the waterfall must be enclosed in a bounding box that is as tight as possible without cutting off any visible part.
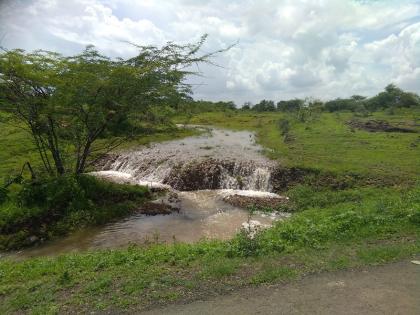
[98,156,273,192]
[94,127,276,192]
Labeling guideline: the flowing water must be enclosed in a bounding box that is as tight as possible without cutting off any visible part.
[4,126,289,259]
[97,126,276,191]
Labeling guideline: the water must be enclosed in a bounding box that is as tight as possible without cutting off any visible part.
[5,126,288,259]
[98,126,276,191]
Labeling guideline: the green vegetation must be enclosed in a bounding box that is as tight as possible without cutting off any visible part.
[0,109,199,250]
[184,108,420,181]
[0,37,214,250]
[240,84,420,113]
[1,98,419,313]
[0,35,419,314]
[0,111,199,180]
[0,36,220,176]
[0,175,150,250]
[0,184,418,313]
[1,97,419,312]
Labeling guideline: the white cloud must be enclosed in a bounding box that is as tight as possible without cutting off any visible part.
[1,0,419,104]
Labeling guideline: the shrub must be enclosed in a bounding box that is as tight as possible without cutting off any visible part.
[0,187,8,204]
[0,175,150,249]
[18,175,89,214]
[227,229,263,257]
[408,210,420,226]
[277,118,290,136]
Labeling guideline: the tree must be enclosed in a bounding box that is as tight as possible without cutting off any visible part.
[351,95,366,102]
[253,99,275,111]
[242,101,252,110]
[0,36,225,175]
[366,84,420,110]
[277,99,304,112]
[324,97,367,112]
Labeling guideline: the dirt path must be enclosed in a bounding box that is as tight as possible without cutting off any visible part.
[142,259,420,315]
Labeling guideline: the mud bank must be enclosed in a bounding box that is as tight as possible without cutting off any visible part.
[347,119,417,133]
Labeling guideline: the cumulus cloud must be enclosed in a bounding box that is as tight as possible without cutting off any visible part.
[1,0,419,103]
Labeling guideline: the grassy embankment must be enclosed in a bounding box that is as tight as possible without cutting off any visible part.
[0,109,419,313]
[0,112,199,250]
[184,108,420,182]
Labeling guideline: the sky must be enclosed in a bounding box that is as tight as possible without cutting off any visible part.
[1,0,420,105]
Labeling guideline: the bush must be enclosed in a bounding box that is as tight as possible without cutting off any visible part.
[227,229,263,257]
[277,118,290,136]
[18,175,149,210]
[18,175,89,213]
[78,174,149,204]
[0,187,8,204]
[408,210,420,226]
[0,175,150,249]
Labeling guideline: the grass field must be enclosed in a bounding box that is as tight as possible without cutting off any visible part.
[0,184,419,313]
[184,109,420,181]
[0,109,419,313]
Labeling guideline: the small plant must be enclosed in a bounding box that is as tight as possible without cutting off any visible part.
[277,118,290,136]
[408,210,420,225]
[58,271,72,285]
[228,228,261,257]
[226,206,264,257]
[277,118,291,143]
[0,187,8,205]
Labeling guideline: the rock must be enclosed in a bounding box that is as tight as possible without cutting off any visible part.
[93,153,119,170]
[138,201,179,216]
[223,194,288,210]
[167,192,180,203]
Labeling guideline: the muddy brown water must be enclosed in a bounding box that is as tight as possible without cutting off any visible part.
[3,126,288,260]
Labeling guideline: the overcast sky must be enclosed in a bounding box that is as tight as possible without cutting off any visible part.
[1,0,420,104]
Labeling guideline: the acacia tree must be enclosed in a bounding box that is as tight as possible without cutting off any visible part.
[0,35,224,175]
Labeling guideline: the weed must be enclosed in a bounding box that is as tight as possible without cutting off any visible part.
[250,265,296,284]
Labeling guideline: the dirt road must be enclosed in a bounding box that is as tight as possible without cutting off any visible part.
[143,259,420,315]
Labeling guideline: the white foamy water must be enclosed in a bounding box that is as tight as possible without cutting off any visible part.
[91,170,172,190]
[218,189,286,199]
[100,126,276,191]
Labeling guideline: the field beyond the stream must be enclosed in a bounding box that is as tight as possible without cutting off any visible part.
[183,109,420,181]
[0,109,419,314]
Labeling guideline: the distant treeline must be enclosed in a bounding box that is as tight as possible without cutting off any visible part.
[187,84,420,113]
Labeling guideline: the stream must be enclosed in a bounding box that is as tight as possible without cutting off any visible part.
[5,126,289,259]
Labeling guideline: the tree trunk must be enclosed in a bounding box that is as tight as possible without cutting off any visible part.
[47,116,65,175]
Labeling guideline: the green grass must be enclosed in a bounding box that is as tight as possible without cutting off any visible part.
[0,109,419,313]
[0,119,40,182]
[94,126,200,153]
[182,109,420,181]
[0,184,419,313]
